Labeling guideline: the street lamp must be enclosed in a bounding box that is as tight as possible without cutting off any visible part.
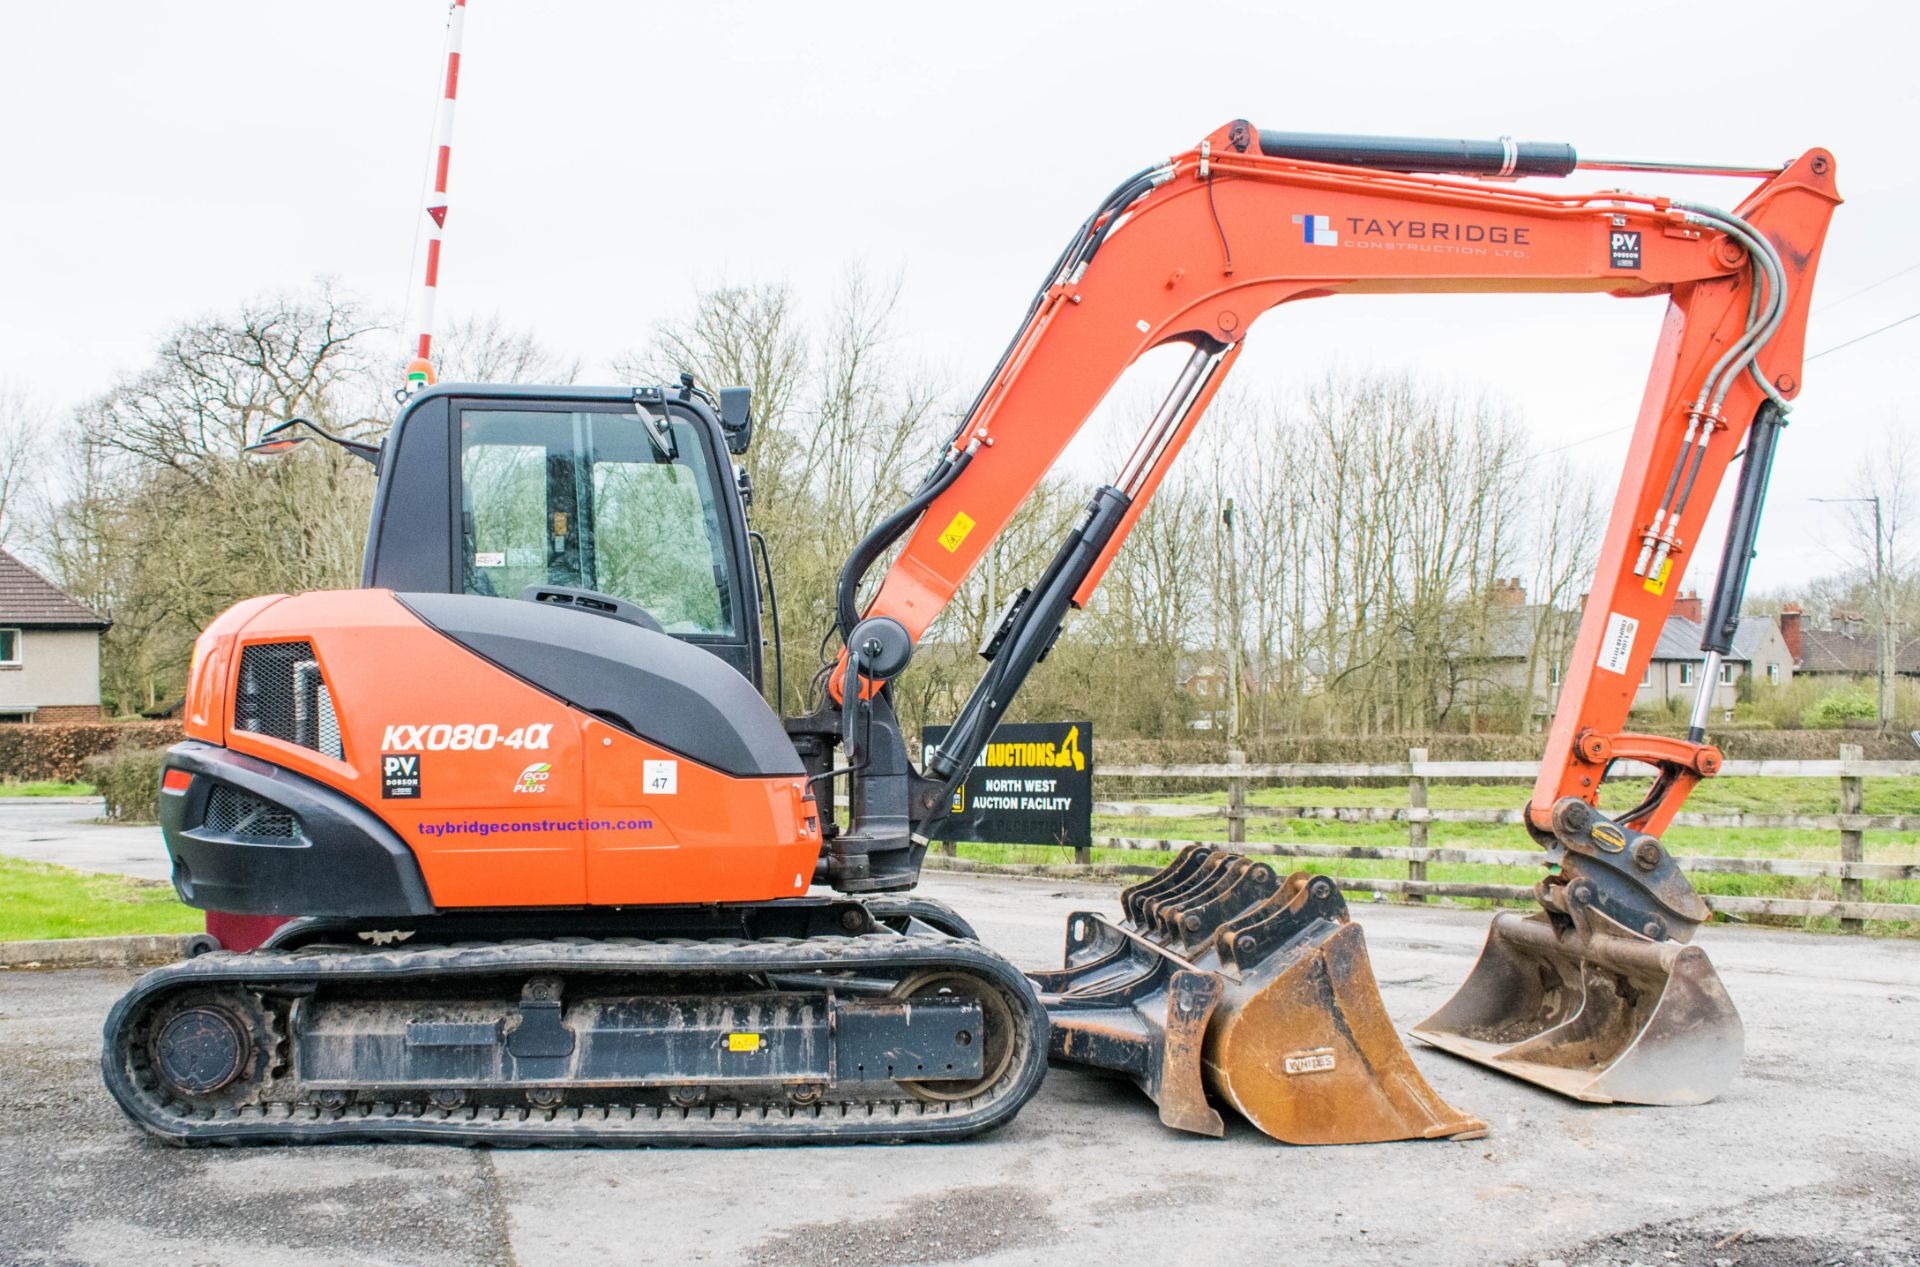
[1811,494,1893,727]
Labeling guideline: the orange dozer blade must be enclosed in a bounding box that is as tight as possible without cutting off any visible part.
[1030,845,1486,1145]
[1413,905,1744,1105]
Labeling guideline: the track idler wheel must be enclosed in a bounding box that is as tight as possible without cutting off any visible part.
[142,990,278,1109]
[891,970,1016,1102]
[1034,845,1485,1145]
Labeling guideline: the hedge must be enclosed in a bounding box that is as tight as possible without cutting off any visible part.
[87,745,168,823]
[0,723,184,784]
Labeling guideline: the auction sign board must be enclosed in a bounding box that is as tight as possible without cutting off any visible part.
[921,721,1092,848]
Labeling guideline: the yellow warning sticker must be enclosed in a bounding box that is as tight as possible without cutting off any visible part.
[937,511,976,552]
[1643,557,1672,595]
[727,1032,762,1053]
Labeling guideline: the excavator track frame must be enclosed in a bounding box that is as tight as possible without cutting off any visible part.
[104,930,1047,1147]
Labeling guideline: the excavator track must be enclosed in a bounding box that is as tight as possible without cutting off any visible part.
[103,931,1047,1146]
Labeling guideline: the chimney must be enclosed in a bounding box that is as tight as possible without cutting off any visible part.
[1778,603,1803,664]
[1489,577,1527,608]
[1673,590,1704,623]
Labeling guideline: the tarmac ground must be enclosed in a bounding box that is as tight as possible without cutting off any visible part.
[0,800,1915,1266]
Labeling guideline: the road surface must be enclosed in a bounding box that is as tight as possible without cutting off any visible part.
[0,802,1915,1265]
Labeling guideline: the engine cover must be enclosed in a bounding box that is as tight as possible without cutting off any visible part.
[170,589,820,911]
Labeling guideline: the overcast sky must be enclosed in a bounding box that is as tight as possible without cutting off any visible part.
[4,0,1915,597]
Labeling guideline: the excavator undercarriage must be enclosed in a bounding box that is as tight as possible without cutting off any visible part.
[106,904,1048,1146]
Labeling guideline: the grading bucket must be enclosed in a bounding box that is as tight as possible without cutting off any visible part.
[1412,904,1743,1105]
[1031,845,1486,1144]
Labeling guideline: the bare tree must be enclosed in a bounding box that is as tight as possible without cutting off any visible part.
[619,281,808,516]
[1523,457,1604,721]
[430,314,580,386]
[83,284,382,474]
[45,286,385,712]
[1831,421,1917,724]
[0,383,47,547]
[630,272,949,718]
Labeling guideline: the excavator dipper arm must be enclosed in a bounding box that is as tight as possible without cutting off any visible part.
[821,120,1838,1123]
[836,120,1837,820]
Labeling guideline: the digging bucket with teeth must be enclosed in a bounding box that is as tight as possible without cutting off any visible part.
[1030,844,1486,1144]
[1412,796,1744,1106]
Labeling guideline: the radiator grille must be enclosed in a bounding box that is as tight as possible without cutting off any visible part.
[234,641,344,759]
[204,785,300,840]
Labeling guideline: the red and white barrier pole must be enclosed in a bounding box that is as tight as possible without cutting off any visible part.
[404,0,467,392]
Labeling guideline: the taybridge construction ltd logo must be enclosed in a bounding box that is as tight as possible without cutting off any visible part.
[1294,211,1533,257]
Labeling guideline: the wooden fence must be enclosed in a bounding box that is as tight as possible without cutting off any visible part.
[930,742,1920,928]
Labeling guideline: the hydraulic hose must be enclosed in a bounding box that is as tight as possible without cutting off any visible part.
[833,447,974,639]
[1675,202,1791,417]
[832,160,1170,644]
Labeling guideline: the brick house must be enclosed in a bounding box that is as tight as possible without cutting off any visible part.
[1776,603,1920,680]
[1639,592,1794,711]
[1453,585,1793,718]
[0,549,110,723]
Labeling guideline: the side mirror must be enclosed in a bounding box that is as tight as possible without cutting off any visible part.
[718,386,754,455]
[244,420,311,456]
[244,417,381,465]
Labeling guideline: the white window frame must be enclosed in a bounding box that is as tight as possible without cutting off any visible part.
[0,628,19,666]
[1767,663,1779,684]
[1641,665,1652,686]
[1679,663,1694,686]
[1719,662,1734,685]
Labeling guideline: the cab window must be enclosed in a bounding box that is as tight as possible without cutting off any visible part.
[458,408,737,636]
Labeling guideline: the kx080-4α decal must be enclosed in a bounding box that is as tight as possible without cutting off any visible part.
[379,723,554,752]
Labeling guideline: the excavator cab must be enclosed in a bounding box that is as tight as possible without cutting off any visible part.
[363,383,766,685]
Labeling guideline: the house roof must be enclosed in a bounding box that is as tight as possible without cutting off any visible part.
[1480,607,1546,660]
[1649,614,1779,664]
[0,549,109,629]
[1796,625,1920,675]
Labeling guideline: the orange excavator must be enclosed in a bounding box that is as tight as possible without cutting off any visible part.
[103,120,1837,1146]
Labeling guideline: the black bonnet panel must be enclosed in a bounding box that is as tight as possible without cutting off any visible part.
[396,593,801,779]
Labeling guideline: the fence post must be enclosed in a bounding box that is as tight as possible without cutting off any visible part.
[1838,742,1864,933]
[1407,747,1429,902]
[941,838,957,860]
[1226,749,1247,850]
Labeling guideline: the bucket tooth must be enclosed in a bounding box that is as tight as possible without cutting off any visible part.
[1120,844,1214,924]
[1036,845,1485,1145]
[1413,907,1743,1105]
[1151,854,1281,952]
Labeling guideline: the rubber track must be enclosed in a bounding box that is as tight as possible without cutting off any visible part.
[102,933,1049,1147]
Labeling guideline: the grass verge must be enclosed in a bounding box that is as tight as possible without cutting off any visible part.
[0,781,95,798]
[0,856,200,941]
